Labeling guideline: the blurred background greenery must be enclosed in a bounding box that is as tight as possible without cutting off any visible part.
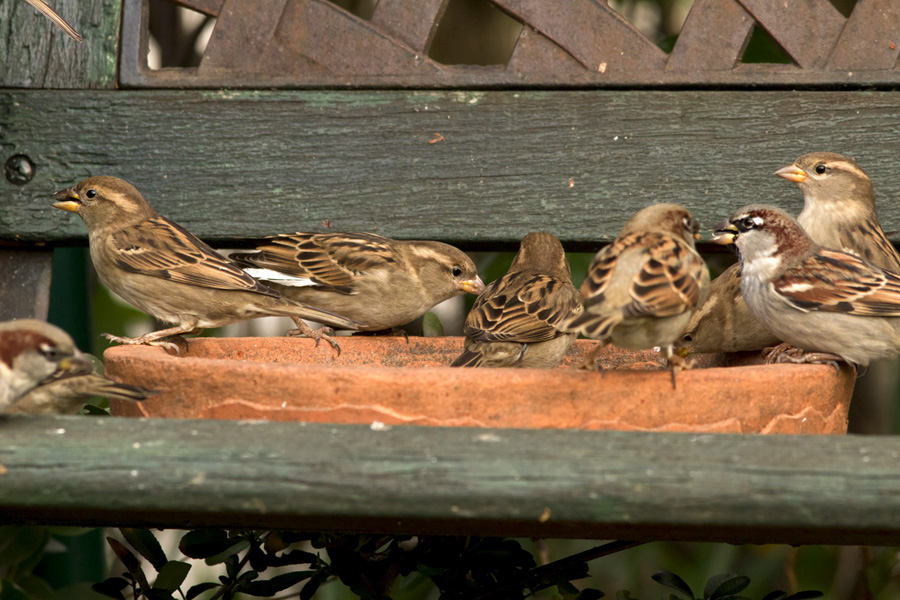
[24,0,900,598]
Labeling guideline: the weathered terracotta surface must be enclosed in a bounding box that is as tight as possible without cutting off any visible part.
[105,337,854,434]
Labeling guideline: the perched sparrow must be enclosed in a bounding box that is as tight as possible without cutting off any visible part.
[776,151,900,272]
[53,176,360,352]
[450,232,581,368]
[0,319,145,414]
[229,231,484,332]
[562,204,709,375]
[679,152,900,355]
[22,0,82,40]
[715,205,900,367]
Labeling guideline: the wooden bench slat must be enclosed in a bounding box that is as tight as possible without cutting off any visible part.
[3,89,900,247]
[2,415,899,546]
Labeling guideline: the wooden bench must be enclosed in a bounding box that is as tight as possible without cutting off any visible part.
[3,0,900,549]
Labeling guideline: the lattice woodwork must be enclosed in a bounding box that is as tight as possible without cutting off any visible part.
[120,0,900,87]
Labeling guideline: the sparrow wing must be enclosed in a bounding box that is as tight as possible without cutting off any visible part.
[111,217,278,296]
[231,232,398,294]
[774,249,900,316]
[624,233,705,319]
[465,273,581,344]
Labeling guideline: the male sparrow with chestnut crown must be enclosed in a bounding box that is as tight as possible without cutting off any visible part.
[53,176,360,352]
[451,232,582,368]
[0,319,146,413]
[715,205,900,368]
[230,231,484,332]
[678,152,900,355]
[562,204,709,373]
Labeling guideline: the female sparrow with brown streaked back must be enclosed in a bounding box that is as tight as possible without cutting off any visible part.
[561,204,709,375]
[715,205,900,368]
[229,231,484,332]
[776,151,900,272]
[450,232,582,369]
[53,176,361,353]
[678,152,900,356]
[12,369,149,415]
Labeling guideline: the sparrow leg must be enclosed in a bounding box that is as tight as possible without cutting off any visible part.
[763,342,797,364]
[576,342,605,372]
[773,350,849,375]
[663,345,692,390]
[286,318,342,356]
[102,326,202,354]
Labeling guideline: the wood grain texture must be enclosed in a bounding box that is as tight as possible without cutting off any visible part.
[0,415,899,545]
[0,0,120,88]
[3,90,900,247]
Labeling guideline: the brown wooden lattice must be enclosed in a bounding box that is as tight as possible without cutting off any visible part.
[121,0,900,87]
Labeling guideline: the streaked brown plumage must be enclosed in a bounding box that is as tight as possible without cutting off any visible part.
[230,232,484,332]
[716,205,900,367]
[562,204,709,374]
[53,176,360,352]
[451,232,581,368]
[679,152,900,355]
[0,319,146,414]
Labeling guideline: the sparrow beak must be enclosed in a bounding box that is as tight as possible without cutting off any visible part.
[44,352,94,384]
[693,232,701,241]
[712,221,739,246]
[774,164,807,183]
[460,276,486,295]
[52,187,82,212]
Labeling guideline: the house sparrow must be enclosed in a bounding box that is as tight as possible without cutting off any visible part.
[229,231,484,332]
[0,319,145,414]
[450,232,581,368]
[22,0,82,40]
[53,176,360,353]
[714,205,900,368]
[561,204,709,377]
[678,152,900,355]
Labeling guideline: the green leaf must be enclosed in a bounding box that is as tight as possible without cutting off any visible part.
[242,572,315,597]
[423,312,445,337]
[105,538,141,574]
[556,581,580,595]
[760,593,785,600]
[783,593,823,600]
[82,404,111,416]
[143,590,176,600]
[206,539,251,566]
[705,575,749,600]
[91,578,128,600]
[651,571,694,599]
[121,529,168,572]
[576,590,606,600]
[153,561,191,592]
[0,527,50,567]
[178,530,232,560]
[264,549,320,568]
[299,569,329,600]
[186,582,219,600]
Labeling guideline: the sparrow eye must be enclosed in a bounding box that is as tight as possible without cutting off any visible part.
[814,163,827,175]
[85,189,98,199]
[739,216,757,231]
[38,344,64,361]
[682,333,693,343]
[451,266,463,277]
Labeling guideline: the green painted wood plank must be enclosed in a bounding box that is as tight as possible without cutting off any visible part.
[1,415,899,545]
[0,0,120,88]
[2,90,900,246]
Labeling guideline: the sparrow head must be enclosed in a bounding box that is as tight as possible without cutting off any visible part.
[53,176,158,233]
[0,319,93,402]
[714,205,814,275]
[622,203,702,247]
[775,152,874,209]
[510,232,571,281]
[409,242,485,298]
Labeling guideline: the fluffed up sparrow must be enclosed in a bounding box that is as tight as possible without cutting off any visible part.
[0,319,146,413]
[678,152,900,355]
[53,176,361,353]
[450,232,582,368]
[714,205,900,368]
[561,204,709,377]
[229,231,484,332]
